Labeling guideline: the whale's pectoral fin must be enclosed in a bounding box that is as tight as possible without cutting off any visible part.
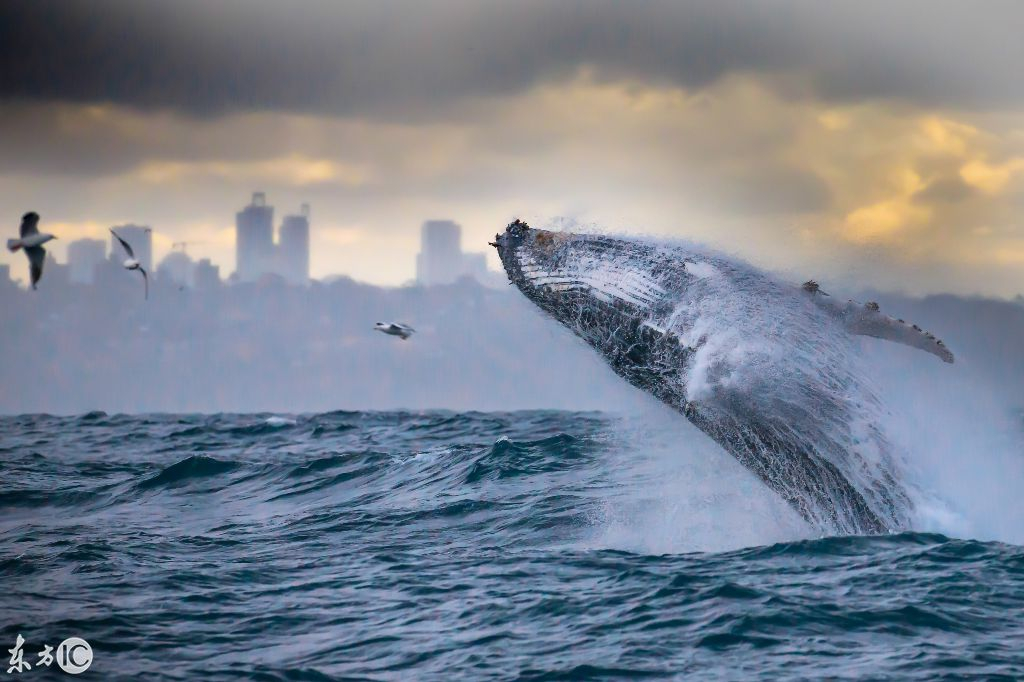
[809,295,955,364]
[844,309,954,363]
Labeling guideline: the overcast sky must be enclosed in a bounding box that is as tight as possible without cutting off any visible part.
[2,1,1023,295]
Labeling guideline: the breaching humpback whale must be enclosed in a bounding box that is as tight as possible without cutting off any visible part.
[492,220,954,535]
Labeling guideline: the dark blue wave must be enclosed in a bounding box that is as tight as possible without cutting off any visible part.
[138,454,241,490]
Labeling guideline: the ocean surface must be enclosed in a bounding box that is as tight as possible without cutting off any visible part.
[1,410,1022,680]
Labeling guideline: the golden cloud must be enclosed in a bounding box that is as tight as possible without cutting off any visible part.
[841,168,930,243]
[135,154,370,187]
[960,158,1024,194]
[917,117,978,157]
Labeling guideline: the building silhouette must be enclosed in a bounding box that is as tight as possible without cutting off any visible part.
[235,192,275,283]
[279,203,310,285]
[415,220,499,287]
[109,225,153,272]
[194,258,221,291]
[67,238,106,284]
[235,192,310,284]
[463,252,490,283]
[416,220,465,286]
[157,250,195,287]
[42,253,70,289]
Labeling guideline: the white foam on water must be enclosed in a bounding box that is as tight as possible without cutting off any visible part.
[865,342,1024,545]
[264,416,297,427]
[583,403,811,555]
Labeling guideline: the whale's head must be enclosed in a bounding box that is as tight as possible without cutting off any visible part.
[490,219,669,318]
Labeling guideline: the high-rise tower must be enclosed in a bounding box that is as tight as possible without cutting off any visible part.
[235,192,274,282]
[416,220,464,286]
[279,203,310,285]
[67,238,106,284]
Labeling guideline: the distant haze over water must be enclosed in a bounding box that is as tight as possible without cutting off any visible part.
[1,272,1023,416]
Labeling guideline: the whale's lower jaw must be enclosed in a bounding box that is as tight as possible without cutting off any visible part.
[494,222,901,535]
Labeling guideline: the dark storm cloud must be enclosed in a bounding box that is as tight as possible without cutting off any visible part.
[0,105,139,176]
[0,0,790,117]
[3,0,1022,118]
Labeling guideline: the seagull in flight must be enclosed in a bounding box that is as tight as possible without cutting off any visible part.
[110,228,148,300]
[374,322,415,340]
[6,212,56,290]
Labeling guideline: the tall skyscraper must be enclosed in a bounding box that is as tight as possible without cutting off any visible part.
[416,220,464,286]
[279,203,310,285]
[109,225,152,272]
[67,238,106,284]
[235,192,274,282]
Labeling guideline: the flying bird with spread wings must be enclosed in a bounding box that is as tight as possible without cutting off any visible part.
[110,228,149,300]
[374,322,415,340]
[6,212,57,290]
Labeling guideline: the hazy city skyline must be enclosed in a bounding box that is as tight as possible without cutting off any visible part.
[44,197,503,290]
